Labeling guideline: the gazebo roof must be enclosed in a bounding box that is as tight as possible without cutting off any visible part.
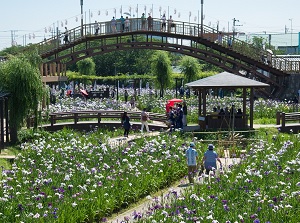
[0,91,10,98]
[185,72,270,88]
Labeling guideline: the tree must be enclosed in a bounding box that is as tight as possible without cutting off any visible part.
[76,58,96,75]
[179,56,200,83]
[0,50,44,143]
[151,51,172,97]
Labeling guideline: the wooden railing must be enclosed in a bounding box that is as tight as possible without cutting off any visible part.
[48,110,167,127]
[276,111,300,127]
[200,114,248,130]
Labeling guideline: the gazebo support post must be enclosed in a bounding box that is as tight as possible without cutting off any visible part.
[202,88,207,116]
[250,87,254,129]
[243,88,247,128]
[198,89,202,116]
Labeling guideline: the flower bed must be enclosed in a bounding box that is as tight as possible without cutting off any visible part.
[135,133,300,223]
[0,129,190,222]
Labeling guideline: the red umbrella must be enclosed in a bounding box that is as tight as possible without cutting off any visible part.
[167,98,183,103]
[166,98,183,113]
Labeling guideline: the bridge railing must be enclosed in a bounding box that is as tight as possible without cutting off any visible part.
[47,110,167,127]
[272,56,300,72]
[36,18,296,73]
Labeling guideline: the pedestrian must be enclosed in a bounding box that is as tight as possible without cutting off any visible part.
[64,27,70,44]
[227,36,232,48]
[147,13,153,30]
[119,16,125,32]
[130,96,135,109]
[161,13,166,31]
[124,89,128,103]
[176,104,183,129]
[125,16,130,32]
[179,86,184,98]
[140,108,150,133]
[217,32,222,44]
[94,21,100,35]
[182,101,188,126]
[121,111,131,137]
[141,13,146,30]
[111,17,117,33]
[185,142,199,184]
[185,88,190,98]
[168,106,175,130]
[202,144,222,174]
[168,15,174,32]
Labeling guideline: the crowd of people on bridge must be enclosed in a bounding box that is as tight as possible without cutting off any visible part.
[107,13,176,33]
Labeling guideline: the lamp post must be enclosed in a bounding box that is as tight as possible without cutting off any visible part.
[289,18,293,53]
[80,0,83,36]
[201,0,204,37]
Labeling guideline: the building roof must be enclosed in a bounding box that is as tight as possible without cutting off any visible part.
[185,72,270,88]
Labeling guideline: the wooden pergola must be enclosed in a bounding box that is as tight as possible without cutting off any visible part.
[185,72,269,130]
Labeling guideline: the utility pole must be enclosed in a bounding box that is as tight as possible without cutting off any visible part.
[232,18,242,42]
[289,18,293,54]
[201,0,204,37]
[80,0,83,37]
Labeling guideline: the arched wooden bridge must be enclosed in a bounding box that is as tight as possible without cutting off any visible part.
[35,18,299,98]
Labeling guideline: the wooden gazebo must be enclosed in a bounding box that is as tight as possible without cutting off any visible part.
[185,72,269,130]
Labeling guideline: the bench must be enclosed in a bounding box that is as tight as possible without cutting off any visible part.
[276,112,300,127]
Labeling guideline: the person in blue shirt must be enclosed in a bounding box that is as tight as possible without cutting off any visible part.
[185,142,199,184]
[202,144,222,174]
[119,16,125,32]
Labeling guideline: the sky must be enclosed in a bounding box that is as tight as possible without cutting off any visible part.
[1,0,300,50]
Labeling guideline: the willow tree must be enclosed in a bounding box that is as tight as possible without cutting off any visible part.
[0,50,43,143]
[151,51,172,97]
[179,56,200,83]
[77,58,96,75]
[76,58,96,88]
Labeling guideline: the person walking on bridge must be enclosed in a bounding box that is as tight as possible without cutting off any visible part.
[125,16,130,32]
[147,13,153,30]
[119,16,125,32]
[63,27,70,44]
[111,17,117,33]
[161,13,166,32]
[94,21,100,35]
[141,13,146,30]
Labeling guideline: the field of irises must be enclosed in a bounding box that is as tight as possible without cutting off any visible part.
[0,129,191,223]
[136,133,300,223]
[1,88,299,222]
